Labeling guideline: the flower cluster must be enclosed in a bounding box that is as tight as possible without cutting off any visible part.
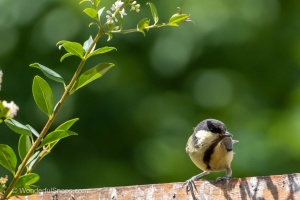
[106,0,126,24]
[106,0,140,24]
[2,100,19,118]
[0,175,8,188]
[130,1,140,12]
[0,70,19,120]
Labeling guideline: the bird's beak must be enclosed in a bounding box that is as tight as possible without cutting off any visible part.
[232,140,239,144]
[220,131,232,137]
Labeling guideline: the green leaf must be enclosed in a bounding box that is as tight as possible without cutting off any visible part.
[32,76,54,116]
[26,151,39,165]
[39,130,77,148]
[49,141,59,151]
[137,18,150,36]
[105,33,113,41]
[86,47,116,59]
[4,119,32,136]
[147,2,159,24]
[26,151,39,169]
[45,118,78,151]
[71,63,114,93]
[84,8,98,19]
[60,52,73,62]
[57,41,84,60]
[98,7,105,20]
[83,36,96,53]
[79,0,91,4]
[0,144,17,175]
[26,125,39,138]
[18,135,32,161]
[57,40,69,45]
[94,0,101,7]
[15,173,40,187]
[169,14,189,26]
[62,42,84,58]
[89,22,98,28]
[29,63,65,85]
[56,118,79,131]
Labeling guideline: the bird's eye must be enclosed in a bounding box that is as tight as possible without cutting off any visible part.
[211,127,220,133]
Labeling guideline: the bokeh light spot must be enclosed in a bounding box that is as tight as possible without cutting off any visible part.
[0,28,18,56]
[193,70,233,108]
[41,8,81,46]
[150,31,193,77]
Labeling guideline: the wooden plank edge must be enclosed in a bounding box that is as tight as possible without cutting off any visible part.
[9,173,300,200]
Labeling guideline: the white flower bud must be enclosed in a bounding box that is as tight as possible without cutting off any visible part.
[2,100,19,118]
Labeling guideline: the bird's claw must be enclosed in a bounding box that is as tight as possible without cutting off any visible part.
[216,176,230,182]
[183,179,198,200]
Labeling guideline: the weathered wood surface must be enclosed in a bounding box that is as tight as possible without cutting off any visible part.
[10,173,300,200]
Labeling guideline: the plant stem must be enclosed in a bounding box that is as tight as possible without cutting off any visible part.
[2,31,103,200]
[110,23,169,34]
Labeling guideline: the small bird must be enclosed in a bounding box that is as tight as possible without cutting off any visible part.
[184,119,238,197]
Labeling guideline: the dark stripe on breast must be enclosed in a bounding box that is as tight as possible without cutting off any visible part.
[203,137,224,170]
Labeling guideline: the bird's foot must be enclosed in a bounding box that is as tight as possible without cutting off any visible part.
[183,178,198,200]
[183,171,208,199]
[216,176,230,182]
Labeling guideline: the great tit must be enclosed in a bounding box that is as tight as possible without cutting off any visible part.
[184,119,238,197]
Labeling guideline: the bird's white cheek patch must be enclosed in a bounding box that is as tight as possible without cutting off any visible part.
[195,130,217,145]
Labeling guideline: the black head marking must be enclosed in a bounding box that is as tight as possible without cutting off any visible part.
[194,119,227,134]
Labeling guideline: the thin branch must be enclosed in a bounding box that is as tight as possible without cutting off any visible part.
[1,30,103,200]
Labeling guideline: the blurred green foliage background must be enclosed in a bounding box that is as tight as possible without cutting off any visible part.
[1,0,300,189]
